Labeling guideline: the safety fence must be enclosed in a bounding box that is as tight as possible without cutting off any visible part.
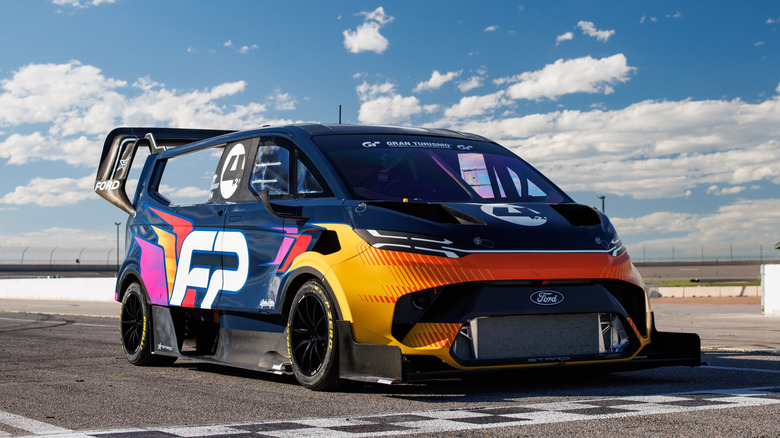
[626,244,779,263]
[0,247,122,265]
[1,244,778,265]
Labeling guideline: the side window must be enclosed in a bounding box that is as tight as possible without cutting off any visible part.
[297,160,324,195]
[251,144,290,196]
[155,146,223,205]
[508,168,550,199]
[458,153,495,199]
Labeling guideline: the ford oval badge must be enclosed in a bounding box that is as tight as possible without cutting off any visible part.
[530,290,564,306]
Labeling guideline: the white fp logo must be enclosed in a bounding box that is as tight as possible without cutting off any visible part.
[169,230,249,309]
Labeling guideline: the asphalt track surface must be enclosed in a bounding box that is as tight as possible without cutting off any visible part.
[0,298,778,437]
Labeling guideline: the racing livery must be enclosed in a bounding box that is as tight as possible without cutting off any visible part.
[95,124,700,390]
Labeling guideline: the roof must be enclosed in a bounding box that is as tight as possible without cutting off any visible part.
[294,124,492,142]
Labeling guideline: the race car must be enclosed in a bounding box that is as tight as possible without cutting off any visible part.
[95,124,701,390]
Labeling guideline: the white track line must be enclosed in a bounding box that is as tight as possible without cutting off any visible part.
[701,365,780,374]
[0,317,114,328]
[0,410,70,435]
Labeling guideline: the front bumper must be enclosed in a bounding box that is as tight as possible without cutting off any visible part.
[337,320,701,384]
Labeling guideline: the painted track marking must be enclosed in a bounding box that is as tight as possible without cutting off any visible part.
[8,386,780,438]
[0,410,70,435]
[701,365,780,374]
[0,317,114,328]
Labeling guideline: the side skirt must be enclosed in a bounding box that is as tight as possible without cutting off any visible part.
[150,305,292,374]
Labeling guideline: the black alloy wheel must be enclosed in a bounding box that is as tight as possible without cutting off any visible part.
[287,280,339,390]
[120,282,175,366]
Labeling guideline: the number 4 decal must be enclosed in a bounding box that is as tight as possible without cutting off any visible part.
[219,143,246,199]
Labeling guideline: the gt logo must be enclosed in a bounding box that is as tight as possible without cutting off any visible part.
[457,144,473,150]
[169,230,249,309]
[362,141,380,148]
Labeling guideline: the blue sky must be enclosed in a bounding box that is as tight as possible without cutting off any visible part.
[0,0,779,260]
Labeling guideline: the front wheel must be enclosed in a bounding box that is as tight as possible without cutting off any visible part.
[287,280,339,390]
[120,282,176,366]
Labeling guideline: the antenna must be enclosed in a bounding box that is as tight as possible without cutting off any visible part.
[339,105,342,124]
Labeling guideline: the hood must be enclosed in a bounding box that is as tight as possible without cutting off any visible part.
[344,200,623,257]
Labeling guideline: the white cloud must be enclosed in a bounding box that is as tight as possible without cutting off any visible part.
[503,54,635,101]
[484,25,499,32]
[577,21,615,42]
[356,80,421,124]
[238,44,259,54]
[446,55,635,118]
[706,185,746,196]
[358,95,422,124]
[444,91,510,119]
[224,40,233,47]
[0,227,116,249]
[423,104,440,113]
[413,70,462,93]
[0,133,98,166]
[0,61,272,166]
[0,61,126,129]
[268,87,296,110]
[52,0,115,8]
[0,175,94,207]
[343,7,394,54]
[458,75,484,93]
[440,93,780,200]
[556,32,574,46]
[157,185,210,200]
[356,80,396,101]
[360,7,393,25]
[614,199,780,247]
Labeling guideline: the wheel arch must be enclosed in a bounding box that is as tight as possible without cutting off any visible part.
[279,268,343,320]
[116,266,144,303]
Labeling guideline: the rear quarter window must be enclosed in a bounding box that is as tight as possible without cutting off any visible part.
[153,146,224,205]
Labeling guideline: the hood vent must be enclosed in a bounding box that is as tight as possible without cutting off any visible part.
[551,204,602,226]
[367,202,485,225]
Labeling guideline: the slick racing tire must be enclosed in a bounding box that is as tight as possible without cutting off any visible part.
[120,282,176,366]
[287,280,340,391]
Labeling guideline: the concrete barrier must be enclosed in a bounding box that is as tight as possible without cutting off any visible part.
[762,264,780,316]
[0,277,116,302]
[656,285,761,298]
[0,277,766,303]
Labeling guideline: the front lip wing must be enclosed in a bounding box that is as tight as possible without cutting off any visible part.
[336,321,702,385]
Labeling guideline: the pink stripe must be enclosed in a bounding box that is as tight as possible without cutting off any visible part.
[135,237,169,305]
[270,236,296,265]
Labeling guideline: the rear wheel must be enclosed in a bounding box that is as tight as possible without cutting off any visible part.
[287,280,339,390]
[120,282,176,366]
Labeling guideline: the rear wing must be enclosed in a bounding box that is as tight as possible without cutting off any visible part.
[94,127,234,216]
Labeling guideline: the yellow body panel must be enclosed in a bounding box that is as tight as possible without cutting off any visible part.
[288,224,653,370]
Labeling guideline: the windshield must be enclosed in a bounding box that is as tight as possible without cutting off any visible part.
[314,135,570,203]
